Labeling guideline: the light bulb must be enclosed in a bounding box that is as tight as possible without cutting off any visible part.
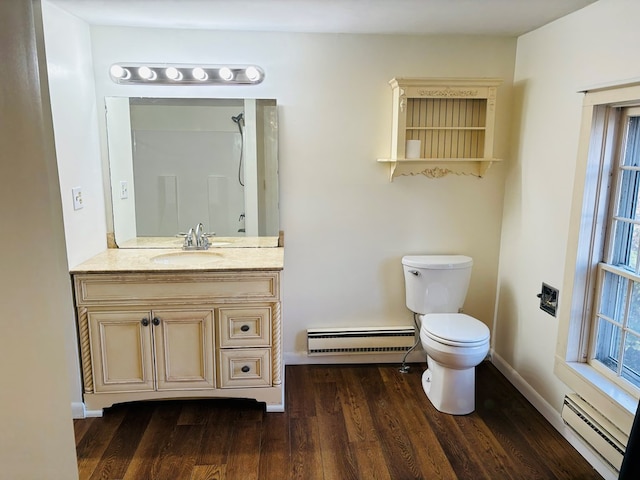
[219,67,233,81]
[192,67,207,81]
[110,64,130,79]
[245,66,261,82]
[165,67,182,80]
[138,66,156,80]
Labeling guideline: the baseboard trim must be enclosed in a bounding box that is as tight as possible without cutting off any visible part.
[71,402,85,419]
[284,349,424,365]
[491,352,617,480]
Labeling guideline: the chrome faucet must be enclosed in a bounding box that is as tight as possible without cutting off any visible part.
[181,227,195,249]
[194,222,209,249]
[178,223,213,250]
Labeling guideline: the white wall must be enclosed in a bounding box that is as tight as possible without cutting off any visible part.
[88,27,516,359]
[42,1,107,268]
[41,0,107,411]
[495,0,640,413]
[0,0,78,477]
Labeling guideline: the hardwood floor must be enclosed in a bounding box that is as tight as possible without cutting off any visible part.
[74,362,603,479]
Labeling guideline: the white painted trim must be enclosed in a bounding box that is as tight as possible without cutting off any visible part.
[492,353,617,480]
[84,409,104,418]
[284,349,424,366]
[71,402,85,419]
[71,401,104,418]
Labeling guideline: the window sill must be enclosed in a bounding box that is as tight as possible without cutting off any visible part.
[555,356,637,435]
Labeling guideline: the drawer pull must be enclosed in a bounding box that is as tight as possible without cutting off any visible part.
[240,324,250,332]
[241,365,251,373]
[141,318,149,327]
[152,317,161,326]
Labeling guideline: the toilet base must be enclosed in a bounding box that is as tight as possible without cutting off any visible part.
[422,356,476,415]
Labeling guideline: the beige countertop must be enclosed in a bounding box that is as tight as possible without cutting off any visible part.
[70,247,284,273]
[117,236,280,249]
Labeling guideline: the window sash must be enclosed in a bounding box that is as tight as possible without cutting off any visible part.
[589,108,640,396]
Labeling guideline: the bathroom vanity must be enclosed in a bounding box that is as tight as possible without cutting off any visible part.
[70,247,284,413]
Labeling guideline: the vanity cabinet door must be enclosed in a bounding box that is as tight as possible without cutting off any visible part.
[88,310,155,393]
[152,309,214,390]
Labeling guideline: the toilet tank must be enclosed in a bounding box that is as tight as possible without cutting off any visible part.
[402,255,473,314]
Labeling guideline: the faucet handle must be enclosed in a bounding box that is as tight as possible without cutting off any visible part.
[184,227,195,248]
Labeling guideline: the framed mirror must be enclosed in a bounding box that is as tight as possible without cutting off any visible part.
[105,97,279,248]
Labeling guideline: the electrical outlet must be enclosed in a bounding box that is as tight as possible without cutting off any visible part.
[120,180,129,199]
[72,187,84,210]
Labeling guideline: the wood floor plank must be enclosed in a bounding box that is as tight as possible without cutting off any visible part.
[75,405,127,480]
[257,412,290,480]
[508,406,602,479]
[351,441,394,480]
[475,367,559,479]
[121,401,183,480]
[383,368,457,479]
[178,399,211,425]
[338,367,381,443]
[74,363,603,480]
[190,464,226,480]
[368,389,432,479]
[73,417,96,445]
[150,424,205,480]
[289,416,324,480]
[196,400,240,466]
[286,365,317,418]
[223,417,263,480]
[317,412,359,480]
[88,402,155,480]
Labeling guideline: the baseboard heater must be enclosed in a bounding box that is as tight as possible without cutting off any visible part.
[561,394,628,472]
[307,326,416,355]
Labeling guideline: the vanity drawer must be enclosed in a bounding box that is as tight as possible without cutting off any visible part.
[218,306,272,348]
[74,272,279,306]
[218,348,271,388]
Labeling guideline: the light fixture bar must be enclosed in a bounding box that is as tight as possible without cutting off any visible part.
[109,63,265,85]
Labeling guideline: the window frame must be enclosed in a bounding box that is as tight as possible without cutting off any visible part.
[555,81,640,437]
[588,107,640,396]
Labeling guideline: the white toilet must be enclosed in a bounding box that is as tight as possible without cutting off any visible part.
[402,254,490,415]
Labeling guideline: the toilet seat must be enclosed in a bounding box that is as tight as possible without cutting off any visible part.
[421,313,489,347]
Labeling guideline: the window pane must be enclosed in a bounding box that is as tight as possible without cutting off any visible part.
[599,271,628,322]
[629,281,640,332]
[623,116,640,167]
[611,218,640,269]
[594,318,621,374]
[616,170,640,219]
[622,332,640,388]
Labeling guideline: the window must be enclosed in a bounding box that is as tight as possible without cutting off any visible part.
[591,107,640,394]
[554,82,640,432]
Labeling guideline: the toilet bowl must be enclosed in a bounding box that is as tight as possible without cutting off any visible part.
[419,313,490,415]
[401,255,491,415]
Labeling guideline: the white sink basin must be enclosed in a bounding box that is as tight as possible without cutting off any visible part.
[151,251,224,266]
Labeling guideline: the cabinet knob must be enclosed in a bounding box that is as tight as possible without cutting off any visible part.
[152,317,161,326]
[141,318,149,327]
[241,365,250,373]
[240,324,250,332]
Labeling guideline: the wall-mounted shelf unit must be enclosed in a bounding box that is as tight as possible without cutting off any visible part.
[378,77,502,181]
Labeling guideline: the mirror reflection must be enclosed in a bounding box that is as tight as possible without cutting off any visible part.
[106,97,279,248]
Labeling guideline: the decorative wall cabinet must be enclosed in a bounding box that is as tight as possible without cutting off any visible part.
[378,77,503,181]
[73,271,283,412]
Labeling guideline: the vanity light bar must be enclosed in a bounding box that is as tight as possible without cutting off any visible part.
[109,63,265,85]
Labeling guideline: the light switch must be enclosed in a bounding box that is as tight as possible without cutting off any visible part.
[72,187,83,210]
[120,180,129,199]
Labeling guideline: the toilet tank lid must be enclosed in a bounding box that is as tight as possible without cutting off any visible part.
[402,255,473,269]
